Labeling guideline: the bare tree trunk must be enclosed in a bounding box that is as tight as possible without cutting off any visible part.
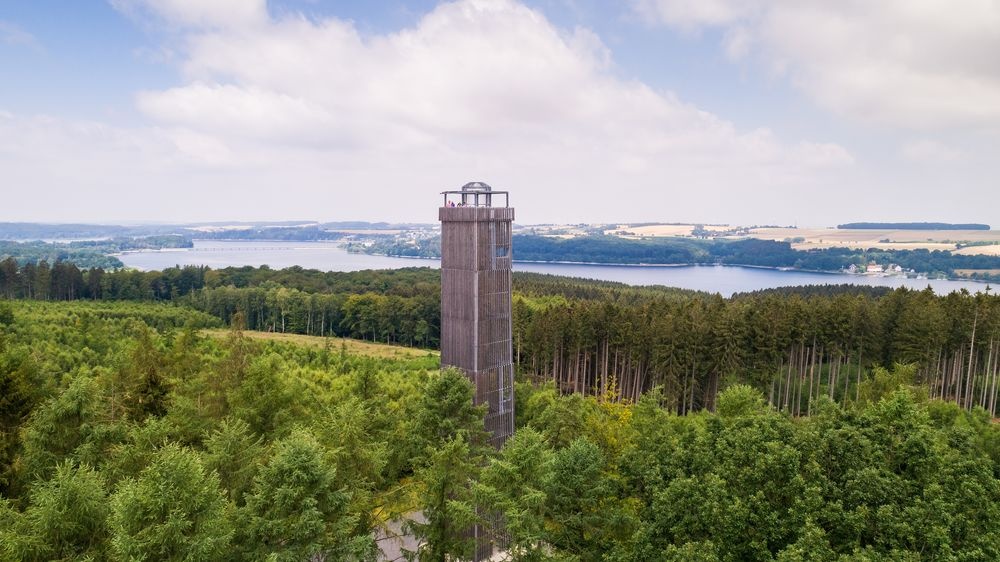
[933,347,943,399]
[796,343,806,417]
[979,338,993,408]
[828,352,837,400]
[784,348,794,412]
[770,363,779,407]
[856,341,864,402]
[807,341,817,416]
[689,360,697,414]
[954,349,963,404]
[967,309,979,409]
[990,345,1000,416]
[842,353,851,404]
[602,339,609,399]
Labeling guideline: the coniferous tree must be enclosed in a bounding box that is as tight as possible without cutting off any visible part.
[475,427,552,561]
[407,368,488,561]
[236,429,372,561]
[1,461,109,561]
[109,443,232,561]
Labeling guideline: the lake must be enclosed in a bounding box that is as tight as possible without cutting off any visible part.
[117,240,990,297]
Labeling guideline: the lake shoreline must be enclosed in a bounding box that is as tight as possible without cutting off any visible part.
[119,243,982,285]
[356,249,979,285]
[115,240,991,296]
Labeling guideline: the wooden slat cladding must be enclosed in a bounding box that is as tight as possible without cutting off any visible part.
[440,205,515,451]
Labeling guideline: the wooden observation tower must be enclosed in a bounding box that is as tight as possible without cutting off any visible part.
[439,181,515,451]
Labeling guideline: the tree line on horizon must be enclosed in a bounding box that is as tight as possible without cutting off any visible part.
[837,222,990,230]
[358,234,1000,282]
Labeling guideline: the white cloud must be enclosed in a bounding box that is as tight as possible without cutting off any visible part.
[632,0,1000,131]
[89,0,851,224]
[632,0,754,29]
[899,139,963,163]
[2,0,992,226]
[0,20,37,47]
[110,0,267,29]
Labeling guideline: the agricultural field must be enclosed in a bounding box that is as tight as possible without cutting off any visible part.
[749,227,1000,253]
[588,223,1000,254]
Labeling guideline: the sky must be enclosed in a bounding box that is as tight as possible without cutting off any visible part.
[1,0,998,227]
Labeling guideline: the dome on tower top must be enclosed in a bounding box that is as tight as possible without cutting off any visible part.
[461,181,492,192]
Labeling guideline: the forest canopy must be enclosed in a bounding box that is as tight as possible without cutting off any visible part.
[1,300,1000,560]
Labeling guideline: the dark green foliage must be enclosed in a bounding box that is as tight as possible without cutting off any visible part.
[412,368,488,450]
[732,284,894,299]
[407,369,489,561]
[227,352,300,438]
[838,222,990,230]
[0,337,36,493]
[408,436,480,562]
[3,286,1000,561]
[19,376,104,482]
[475,427,551,561]
[543,437,626,561]
[613,384,1000,561]
[129,325,170,419]
[236,430,371,561]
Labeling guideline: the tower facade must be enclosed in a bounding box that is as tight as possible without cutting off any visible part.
[439,181,515,449]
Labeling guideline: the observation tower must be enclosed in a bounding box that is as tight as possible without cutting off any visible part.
[439,181,515,450]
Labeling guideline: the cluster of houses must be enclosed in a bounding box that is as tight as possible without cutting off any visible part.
[845,262,908,276]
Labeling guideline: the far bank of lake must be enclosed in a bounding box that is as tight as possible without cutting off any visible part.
[117,240,990,297]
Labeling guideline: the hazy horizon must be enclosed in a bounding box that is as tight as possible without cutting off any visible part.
[6,218,994,231]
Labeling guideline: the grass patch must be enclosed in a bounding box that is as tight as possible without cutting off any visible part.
[201,328,439,360]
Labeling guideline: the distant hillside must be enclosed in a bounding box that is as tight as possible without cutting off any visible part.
[837,222,990,230]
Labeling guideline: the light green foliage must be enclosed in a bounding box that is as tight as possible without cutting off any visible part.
[407,368,487,562]
[530,393,595,449]
[3,297,1000,561]
[19,376,104,482]
[775,520,836,561]
[476,427,552,561]
[613,383,1000,561]
[103,416,181,485]
[311,397,388,538]
[855,363,923,406]
[0,301,433,560]
[202,417,264,506]
[412,368,487,450]
[1,461,109,561]
[236,429,370,561]
[109,443,232,561]
[409,436,480,562]
[716,383,768,417]
[227,352,300,438]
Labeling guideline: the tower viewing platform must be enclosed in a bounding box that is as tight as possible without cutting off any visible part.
[439,181,514,223]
